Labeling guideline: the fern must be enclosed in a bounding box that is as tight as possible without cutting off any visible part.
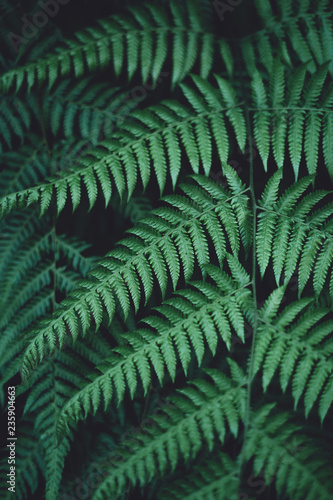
[158,452,239,499]
[0,0,332,499]
[243,404,333,500]
[0,0,216,94]
[91,365,246,498]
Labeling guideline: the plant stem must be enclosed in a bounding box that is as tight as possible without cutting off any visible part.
[237,107,258,491]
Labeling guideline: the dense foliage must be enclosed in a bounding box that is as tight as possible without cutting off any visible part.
[0,0,332,499]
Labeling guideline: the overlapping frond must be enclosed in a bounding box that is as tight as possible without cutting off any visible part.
[55,258,251,439]
[19,173,250,380]
[0,1,332,498]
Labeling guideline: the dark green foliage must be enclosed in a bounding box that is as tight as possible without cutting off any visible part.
[0,0,332,499]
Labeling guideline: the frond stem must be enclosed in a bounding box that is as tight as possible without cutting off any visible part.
[237,102,258,489]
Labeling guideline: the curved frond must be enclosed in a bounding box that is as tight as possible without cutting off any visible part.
[20,174,250,380]
[0,0,217,94]
[0,75,247,217]
[56,258,251,439]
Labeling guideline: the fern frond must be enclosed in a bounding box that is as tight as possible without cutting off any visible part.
[43,77,147,143]
[55,258,250,438]
[244,404,333,500]
[91,367,246,499]
[20,333,108,500]
[0,0,217,95]
[19,174,249,380]
[257,169,333,293]
[0,136,48,196]
[0,95,36,153]
[0,211,93,406]
[244,0,333,75]
[0,75,247,217]
[158,451,238,500]
[253,293,333,422]
[0,220,92,330]
[250,62,333,178]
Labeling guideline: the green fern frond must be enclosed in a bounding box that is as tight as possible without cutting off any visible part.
[243,0,333,75]
[158,451,238,500]
[0,75,247,217]
[0,95,36,153]
[19,333,108,500]
[0,0,217,95]
[0,208,94,406]
[91,367,246,499]
[20,174,249,381]
[244,404,333,500]
[250,62,333,177]
[257,169,333,292]
[43,77,148,143]
[0,136,48,196]
[1,1,332,497]
[253,293,333,421]
[0,221,92,329]
[55,258,250,439]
